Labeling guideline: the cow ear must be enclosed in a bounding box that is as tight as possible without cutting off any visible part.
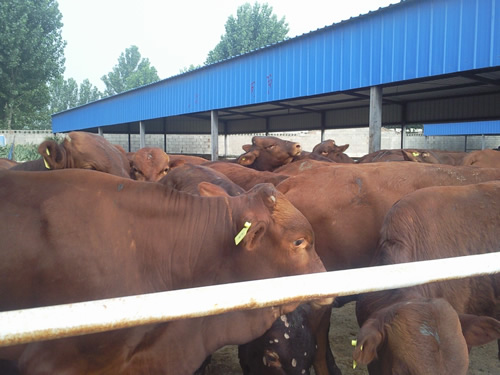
[198,182,229,197]
[459,314,500,349]
[338,144,350,152]
[238,221,267,251]
[169,159,186,169]
[38,140,65,170]
[237,151,258,166]
[242,144,252,152]
[353,319,385,366]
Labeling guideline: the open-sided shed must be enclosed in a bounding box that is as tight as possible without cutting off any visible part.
[52,0,500,158]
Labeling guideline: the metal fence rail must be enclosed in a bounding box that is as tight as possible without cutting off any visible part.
[1,252,499,347]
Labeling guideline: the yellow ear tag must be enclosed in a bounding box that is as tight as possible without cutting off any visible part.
[46,149,50,156]
[412,152,420,157]
[234,222,252,245]
[43,158,51,170]
[351,339,362,369]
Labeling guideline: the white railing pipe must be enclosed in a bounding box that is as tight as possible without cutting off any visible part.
[1,252,499,347]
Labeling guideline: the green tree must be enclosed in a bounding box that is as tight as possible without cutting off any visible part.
[179,64,202,74]
[101,45,159,97]
[205,2,289,65]
[0,0,65,130]
[77,79,101,106]
[49,77,102,114]
[49,77,78,114]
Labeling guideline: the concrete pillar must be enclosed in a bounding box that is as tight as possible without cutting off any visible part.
[139,121,145,149]
[369,86,382,153]
[97,127,103,136]
[211,110,219,161]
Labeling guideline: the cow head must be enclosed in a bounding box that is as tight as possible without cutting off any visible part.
[312,140,354,163]
[129,147,170,182]
[353,298,473,374]
[199,182,329,307]
[401,150,441,164]
[237,136,302,171]
[38,132,131,177]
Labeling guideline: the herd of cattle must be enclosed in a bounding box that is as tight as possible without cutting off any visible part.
[0,131,499,375]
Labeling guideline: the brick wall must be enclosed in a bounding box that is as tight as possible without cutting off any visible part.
[2,129,499,158]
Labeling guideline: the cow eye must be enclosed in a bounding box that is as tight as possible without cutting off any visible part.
[266,144,276,150]
[163,168,169,174]
[293,238,305,247]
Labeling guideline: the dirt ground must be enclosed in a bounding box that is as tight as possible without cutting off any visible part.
[207,302,500,374]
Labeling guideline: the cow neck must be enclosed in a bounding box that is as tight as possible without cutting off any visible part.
[61,144,74,168]
[139,185,236,291]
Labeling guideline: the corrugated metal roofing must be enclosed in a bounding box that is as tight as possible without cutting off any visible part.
[52,0,500,134]
[424,120,500,136]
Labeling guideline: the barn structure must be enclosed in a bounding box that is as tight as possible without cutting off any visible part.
[52,0,500,159]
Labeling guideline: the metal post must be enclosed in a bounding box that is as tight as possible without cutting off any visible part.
[320,112,326,142]
[211,111,219,161]
[127,124,131,152]
[139,121,146,149]
[98,127,103,137]
[163,118,167,152]
[369,86,382,153]
[481,134,485,150]
[223,122,228,158]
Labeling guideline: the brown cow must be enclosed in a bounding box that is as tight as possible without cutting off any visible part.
[311,139,355,163]
[0,169,330,374]
[237,136,302,171]
[160,163,245,196]
[10,132,131,177]
[168,154,209,166]
[461,149,500,168]
[128,147,170,181]
[205,161,290,190]
[277,163,500,271]
[275,162,500,374]
[0,158,18,169]
[273,159,334,175]
[354,181,500,373]
[357,149,442,163]
[354,298,500,375]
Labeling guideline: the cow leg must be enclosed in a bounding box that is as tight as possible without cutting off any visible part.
[311,305,342,375]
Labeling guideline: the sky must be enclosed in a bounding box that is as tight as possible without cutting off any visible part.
[57,0,399,91]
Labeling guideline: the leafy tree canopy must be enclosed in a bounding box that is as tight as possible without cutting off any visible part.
[205,2,289,65]
[49,77,101,114]
[101,45,159,97]
[0,0,65,130]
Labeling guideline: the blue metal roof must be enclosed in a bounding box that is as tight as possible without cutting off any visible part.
[424,121,500,136]
[52,0,500,133]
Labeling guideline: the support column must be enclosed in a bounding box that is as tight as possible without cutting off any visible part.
[211,110,219,161]
[97,127,103,136]
[223,122,228,158]
[163,118,167,152]
[127,124,131,152]
[320,112,326,142]
[139,121,146,149]
[369,86,382,153]
[400,103,407,149]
